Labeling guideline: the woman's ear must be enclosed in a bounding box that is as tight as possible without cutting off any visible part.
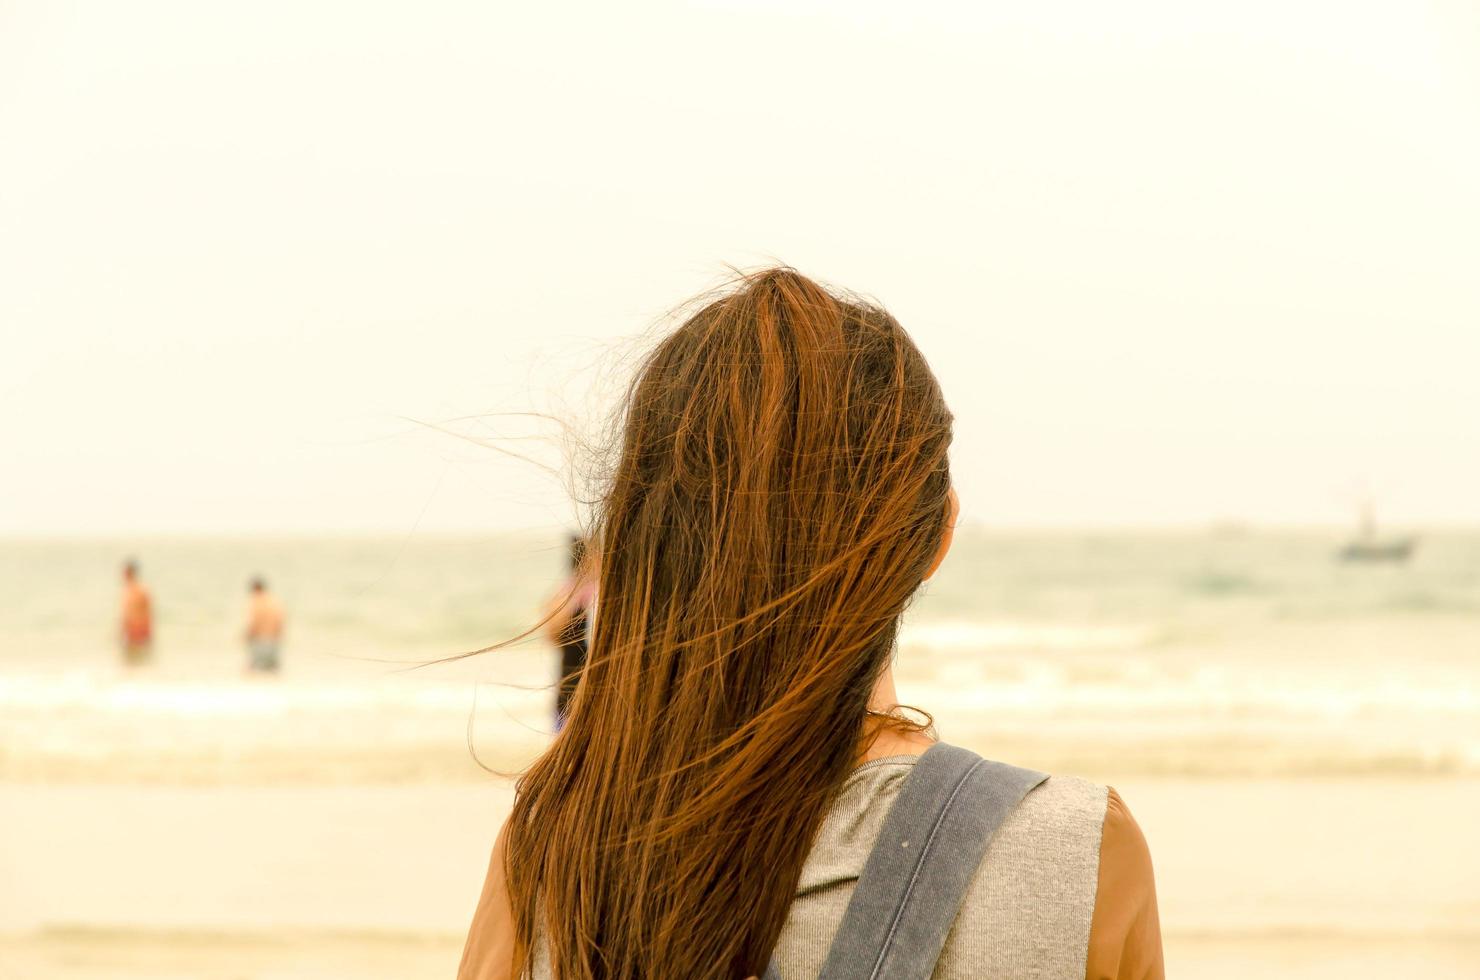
[922,487,958,582]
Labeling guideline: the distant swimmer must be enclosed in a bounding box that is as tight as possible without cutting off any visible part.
[541,535,596,727]
[119,558,153,666]
[244,576,285,673]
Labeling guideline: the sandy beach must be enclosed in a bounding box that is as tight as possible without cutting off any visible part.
[4,777,1478,979]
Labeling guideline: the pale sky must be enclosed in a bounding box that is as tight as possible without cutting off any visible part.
[2,0,1477,534]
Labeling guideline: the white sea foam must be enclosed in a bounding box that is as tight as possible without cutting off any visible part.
[3,644,1477,781]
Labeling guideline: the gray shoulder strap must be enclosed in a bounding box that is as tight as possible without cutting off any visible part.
[804,743,1047,980]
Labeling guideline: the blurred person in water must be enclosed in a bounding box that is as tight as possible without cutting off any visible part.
[541,534,595,728]
[119,558,153,666]
[459,270,1162,980]
[244,576,285,673]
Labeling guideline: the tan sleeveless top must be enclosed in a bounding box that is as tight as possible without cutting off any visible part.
[770,756,1164,980]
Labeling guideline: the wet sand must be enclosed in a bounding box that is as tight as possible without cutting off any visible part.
[3,778,1478,978]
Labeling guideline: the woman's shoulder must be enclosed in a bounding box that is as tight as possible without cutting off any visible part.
[1085,787,1164,980]
[1097,786,1155,886]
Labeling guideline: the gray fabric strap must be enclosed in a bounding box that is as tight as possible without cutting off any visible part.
[803,743,1047,980]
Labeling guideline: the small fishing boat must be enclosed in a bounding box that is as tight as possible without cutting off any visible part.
[1337,501,1417,563]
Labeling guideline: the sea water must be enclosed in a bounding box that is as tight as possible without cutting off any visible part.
[2,529,1477,784]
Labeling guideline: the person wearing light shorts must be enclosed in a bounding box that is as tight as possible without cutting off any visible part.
[248,635,280,672]
[244,576,285,674]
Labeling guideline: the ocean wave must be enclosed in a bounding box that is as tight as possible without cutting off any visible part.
[4,613,1479,788]
[2,673,1477,783]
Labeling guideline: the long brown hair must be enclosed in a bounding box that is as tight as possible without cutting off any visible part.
[504,269,953,978]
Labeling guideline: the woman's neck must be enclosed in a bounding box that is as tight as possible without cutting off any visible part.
[860,664,935,762]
